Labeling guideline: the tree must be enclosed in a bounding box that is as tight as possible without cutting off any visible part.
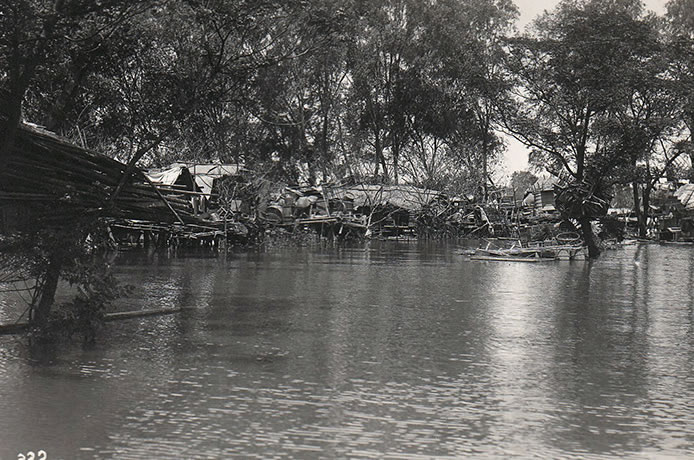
[0,0,162,327]
[594,11,682,238]
[0,0,156,157]
[666,0,694,178]
[458,0,518,201]
[0,0,319,327]
[399,0,516,197]
[246,0,354,183]
[347,0,415,183]
[505,0,663,256]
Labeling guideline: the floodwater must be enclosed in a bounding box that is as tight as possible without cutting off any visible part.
[1,241,693,459]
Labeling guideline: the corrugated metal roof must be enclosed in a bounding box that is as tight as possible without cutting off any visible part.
[327,185,442,211]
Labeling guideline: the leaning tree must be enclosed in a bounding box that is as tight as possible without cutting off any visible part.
[504,0,667,256]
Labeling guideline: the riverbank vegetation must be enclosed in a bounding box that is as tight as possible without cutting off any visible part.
[3,0,694,198]
[3,0,694,334]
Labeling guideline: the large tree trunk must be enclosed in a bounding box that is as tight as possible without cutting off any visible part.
[32,257,63,326]
[0,89,24,160]
[580,216,600,258]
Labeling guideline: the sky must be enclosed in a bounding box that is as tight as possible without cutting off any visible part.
[502,0,669,176]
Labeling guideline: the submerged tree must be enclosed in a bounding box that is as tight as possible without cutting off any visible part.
[505,0,669,256]
[0,0,161,329]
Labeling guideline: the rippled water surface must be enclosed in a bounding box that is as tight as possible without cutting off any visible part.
[1,241,694,459]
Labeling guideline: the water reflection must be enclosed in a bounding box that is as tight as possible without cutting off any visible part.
[0,242,693,458]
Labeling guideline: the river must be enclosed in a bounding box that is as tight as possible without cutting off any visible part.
[1,241,693,459]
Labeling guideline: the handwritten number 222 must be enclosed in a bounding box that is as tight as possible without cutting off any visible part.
[18,451,47,460]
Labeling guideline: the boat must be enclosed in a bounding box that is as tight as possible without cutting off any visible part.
[470,252,557,262]
[468,233,587,262]
[602,238,640,250]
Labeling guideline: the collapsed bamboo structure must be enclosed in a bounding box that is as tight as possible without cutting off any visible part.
[0,123,202,227]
